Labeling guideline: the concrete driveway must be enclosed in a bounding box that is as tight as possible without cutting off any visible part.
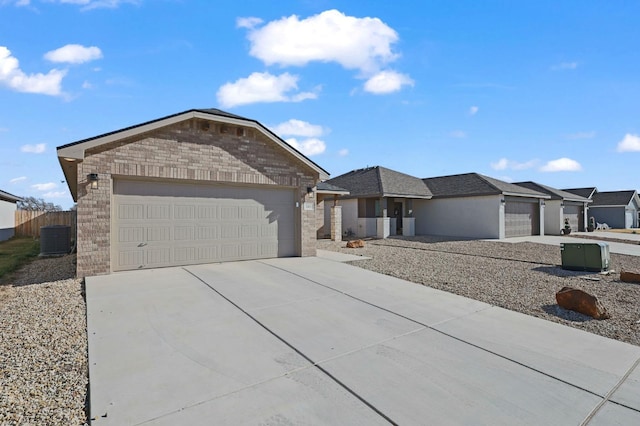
[86,257,640,425]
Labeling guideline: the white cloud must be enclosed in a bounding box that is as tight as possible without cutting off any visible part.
[43,191,67,198]
[490,158,537,171]
[539,157,582,172]
[44,44,103,64]
[32,182,57,191]
[82,80,93,89]
[616,133,640,152]
[271,119,323,138]
[551,62,578,71]
[21,143,46,153]
[10,176,26,183]
[236,17,263,29]
[449,130,467,139]
[0,46,66,96]
[338,148,349,157]
[54,0,139,10]
[566,131,595,140]
[216,72,318,108]
[363,70,414,94]
[469,106,479,116]
[285,137,326,156]
[244,9,400,75]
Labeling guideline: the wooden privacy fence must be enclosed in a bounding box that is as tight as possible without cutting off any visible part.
[15,210,77,240]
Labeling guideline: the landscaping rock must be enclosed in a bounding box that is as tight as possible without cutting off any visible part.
[346,239,365,248]
[555,286,610,320]
[620,270,640,284]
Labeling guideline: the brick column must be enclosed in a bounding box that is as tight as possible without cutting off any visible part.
[330,205,342,241]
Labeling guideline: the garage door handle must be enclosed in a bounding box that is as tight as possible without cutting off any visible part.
[138,242,147,247]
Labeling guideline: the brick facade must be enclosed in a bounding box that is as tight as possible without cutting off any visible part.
[76,118,319,277]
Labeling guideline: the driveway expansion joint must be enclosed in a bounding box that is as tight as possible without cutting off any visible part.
[182,267,398,425]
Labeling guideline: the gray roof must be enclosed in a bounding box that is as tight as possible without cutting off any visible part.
[591,190,638,207]
[562,187,597,199]
[0,189,22,203]
[316,181,350,194]
[324,166,432,199]
[423,173,549,199]
[514,181,590,202]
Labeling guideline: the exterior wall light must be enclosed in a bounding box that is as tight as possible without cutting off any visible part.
[88,173,99,189]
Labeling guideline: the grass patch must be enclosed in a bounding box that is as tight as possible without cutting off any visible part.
[0,237,40,280]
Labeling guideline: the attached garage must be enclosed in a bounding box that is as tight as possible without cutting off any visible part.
[57,109,328,277]
[112,179,296,271]
[504,198,540,237]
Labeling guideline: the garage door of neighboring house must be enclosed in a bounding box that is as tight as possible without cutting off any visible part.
[563,204,582,232]
[112,179,296,271]
[504,199,539,237]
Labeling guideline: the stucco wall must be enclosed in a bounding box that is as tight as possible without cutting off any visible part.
[545,200,563,235]
[76,118,319,277]
[414,195,502,238]
[0,200,16,241]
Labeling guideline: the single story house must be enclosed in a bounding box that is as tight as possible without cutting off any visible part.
[321,166,433,238]
[0,189,22,241]
[57,109,329,277]
[514,181,590,234]
[580,190,639,229]
[416,173,550,239]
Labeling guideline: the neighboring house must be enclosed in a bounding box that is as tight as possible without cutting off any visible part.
[321,166,433,238]
[315,181,349,240]
[587,190,640,229]
[416,173,550,239]
[563,187,597,200]
[0,190,22,241]
[514,181,591,234]
[57,109,329,277]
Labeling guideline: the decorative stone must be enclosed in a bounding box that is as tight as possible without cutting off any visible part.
[555,287,610,320]
[620,270,640,284]
[346,239,365,248]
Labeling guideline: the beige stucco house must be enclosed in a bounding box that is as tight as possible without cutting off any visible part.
[57,109,329,277]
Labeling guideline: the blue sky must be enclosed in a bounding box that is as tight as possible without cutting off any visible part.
[1,0,639,209]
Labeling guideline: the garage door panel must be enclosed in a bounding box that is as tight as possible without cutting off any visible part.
[505,200,539,237]
[564,205,581,232]
[113,180,296,271]
[119,227,144,243]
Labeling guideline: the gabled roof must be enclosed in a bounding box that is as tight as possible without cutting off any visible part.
[590,190,639,207]
[0,189,22,203]
[57,108,329,200]
[563,187,597,199]
[514,181,591,202]
[324,166,432,199]
[422,173,550,199]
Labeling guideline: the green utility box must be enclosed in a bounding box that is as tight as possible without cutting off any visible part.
[560,242,610,272]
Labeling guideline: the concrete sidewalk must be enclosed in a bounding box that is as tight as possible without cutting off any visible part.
[496,234,640,257]
[86,258,640,425]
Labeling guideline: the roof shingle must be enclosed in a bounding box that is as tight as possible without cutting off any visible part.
[422,173,549,199]
[324,166,432,199]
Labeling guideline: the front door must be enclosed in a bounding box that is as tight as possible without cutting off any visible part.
[393,202,403,234]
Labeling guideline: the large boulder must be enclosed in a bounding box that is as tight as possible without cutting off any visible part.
[555,287,610,320]
[346,239,365,248]
[620,270,640,284]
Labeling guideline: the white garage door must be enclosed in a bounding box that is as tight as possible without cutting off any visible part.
[564,204,582,232]
[505,199,539,237]
[112,179,296,271]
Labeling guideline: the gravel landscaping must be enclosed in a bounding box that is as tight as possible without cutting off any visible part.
[318,236,640,347]
[0,254,87,426]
